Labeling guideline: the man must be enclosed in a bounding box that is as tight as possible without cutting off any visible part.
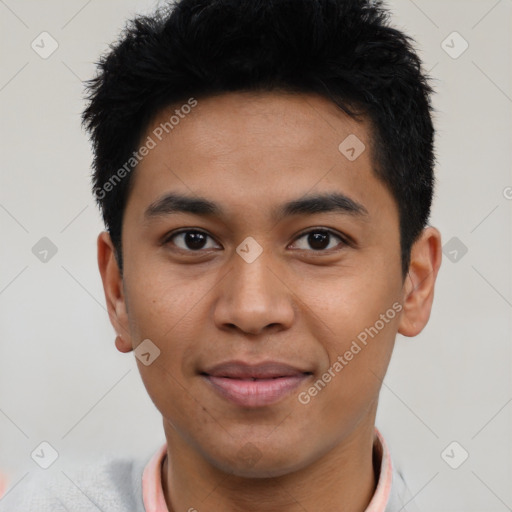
[1,0,442,510]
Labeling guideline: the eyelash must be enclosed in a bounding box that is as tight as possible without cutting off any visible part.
[162,228,351,253]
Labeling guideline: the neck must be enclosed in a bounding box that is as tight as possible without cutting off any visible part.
[161,421,378,512]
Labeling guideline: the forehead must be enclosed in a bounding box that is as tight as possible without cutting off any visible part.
[126,91,395,226]
[145,91,369,162]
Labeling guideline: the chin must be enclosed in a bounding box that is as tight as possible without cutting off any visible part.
[204,443,312,479]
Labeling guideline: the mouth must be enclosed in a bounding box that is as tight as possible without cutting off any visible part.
[200,361,313,408]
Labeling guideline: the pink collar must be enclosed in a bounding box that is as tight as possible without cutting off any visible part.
[142,427,394,512]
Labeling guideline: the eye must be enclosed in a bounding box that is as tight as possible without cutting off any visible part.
[165,230,221,251]
[290,229,347,251]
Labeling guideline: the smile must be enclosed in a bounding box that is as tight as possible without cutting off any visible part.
[201,360,313,408]
[202,374,311,407]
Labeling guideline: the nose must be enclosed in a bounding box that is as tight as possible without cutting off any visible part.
[213,248,295,337]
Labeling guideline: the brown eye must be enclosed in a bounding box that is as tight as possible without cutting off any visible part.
[291,229,346,251]
[307,231,330,250]
[167,230,221,251]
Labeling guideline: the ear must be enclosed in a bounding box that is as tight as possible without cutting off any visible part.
[97,231,133,353]
[398,226,442,337]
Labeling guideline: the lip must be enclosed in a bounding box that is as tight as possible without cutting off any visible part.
[201,360,312,408]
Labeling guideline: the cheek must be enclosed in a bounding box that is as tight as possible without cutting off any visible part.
[298,267,401,401]
[298,262,400,345]
[124,258,211,338]
[301,313,398,437]
[122,268,204,396]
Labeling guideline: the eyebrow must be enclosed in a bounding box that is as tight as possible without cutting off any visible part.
[276,192,368,220]
[144,192,368,221]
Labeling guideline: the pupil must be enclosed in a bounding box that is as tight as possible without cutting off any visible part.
[308,231,329,250]
[185,232,206,250]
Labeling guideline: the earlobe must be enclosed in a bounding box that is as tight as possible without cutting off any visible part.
[398,227,442,337]
[97,231,133,352]
[115,334,133,353]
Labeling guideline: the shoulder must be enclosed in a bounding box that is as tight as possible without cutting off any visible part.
[0,453,148,512]
[372,428,423,512]
[386,464,422,512]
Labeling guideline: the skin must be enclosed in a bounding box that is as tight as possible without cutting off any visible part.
[98,91,442,512]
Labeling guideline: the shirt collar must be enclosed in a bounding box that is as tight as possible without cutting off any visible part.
[142,427,398,512]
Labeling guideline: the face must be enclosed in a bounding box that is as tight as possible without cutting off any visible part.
[99,91,441,478]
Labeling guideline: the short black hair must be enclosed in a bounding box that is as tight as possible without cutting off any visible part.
[82,0,435,276]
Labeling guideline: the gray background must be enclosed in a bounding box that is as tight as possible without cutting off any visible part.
[0,0,511,510]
